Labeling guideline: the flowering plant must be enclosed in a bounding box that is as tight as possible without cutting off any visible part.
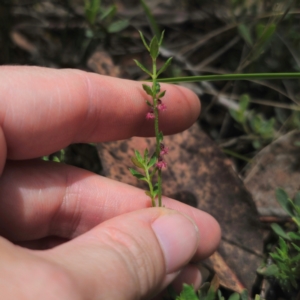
[129,31,172,207]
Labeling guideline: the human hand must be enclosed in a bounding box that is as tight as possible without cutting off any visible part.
[0,66,221,299]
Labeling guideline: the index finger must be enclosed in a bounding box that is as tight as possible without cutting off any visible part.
[0,66,200,160]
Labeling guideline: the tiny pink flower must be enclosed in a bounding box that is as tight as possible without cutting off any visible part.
[157,99,167,111]
[160,143,168,156]
[146,110,155,120]
[156,157,167,169]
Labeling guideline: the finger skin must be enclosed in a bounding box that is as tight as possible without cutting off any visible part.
[39,208,200,300]
[0,66,200,160]
[0,160,221,260]
[0,209,200,300]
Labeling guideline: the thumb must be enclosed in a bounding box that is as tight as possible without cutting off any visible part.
[45,208,200,300]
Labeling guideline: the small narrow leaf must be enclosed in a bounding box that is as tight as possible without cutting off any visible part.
[238,24,253,46]
[131,156,144,168]
[240,290,248,300]
[142,84,153,96]
[155,82,160,94]
[129,168,146,180]
[271,223,291,240]
[292,242,300,252]
[145,100,153,107]
[134,150,144,163]
[133,59,152,77]
[159,30,165,46]
[107,19,129,33]
[100,5,116,21]
[157,90,166,98]
[261,264,279,277]
[276,188,294,217]
[278,237,288,253]
[148,154,157,168]
[239,94,250,112]
[228,292,240,300]
[176,284,198,300]
[287,232,300,240]
[139,30,150,51]
[157,57,173,76]
[144,148,149,160]
[150,36,159,59]
[295,192,300,207]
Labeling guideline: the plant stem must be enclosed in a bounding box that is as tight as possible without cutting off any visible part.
[145,167,155,207]
[152,58,162,207]
[157,72,300,83]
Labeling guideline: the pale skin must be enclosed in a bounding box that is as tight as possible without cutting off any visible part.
[0,66,221,299]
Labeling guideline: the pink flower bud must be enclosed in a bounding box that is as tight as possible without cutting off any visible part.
[156,157,167,169]
[146,109,155,120]
[157,99,167,111]
[160,143,169,156]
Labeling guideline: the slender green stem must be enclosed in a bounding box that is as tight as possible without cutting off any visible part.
[152,58,162,207]
[156,73,300,83]
[145,167,155,207]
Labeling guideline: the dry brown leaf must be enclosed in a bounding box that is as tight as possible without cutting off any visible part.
[206,251,245,293]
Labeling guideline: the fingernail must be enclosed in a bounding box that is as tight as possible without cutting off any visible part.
[151,212,199,274]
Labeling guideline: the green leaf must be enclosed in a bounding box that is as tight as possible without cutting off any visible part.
[271,223,291,240]
[269,252,284,262]
[133,59,152,77]
[228,292,240,300]
[142,84,153,96]
[85,0,101,25]
[292,242,300,252]
[229,109,240,123]
[217,290,225,300]
[144,148,149,161]
[278,237,288,253]
[287,232,300,240]
[295,192,300,207]
[238,24,253,46]
[129,168,147,180]
[107,19,129,33]
[154,82,160,94]
[145,100,153,107]
[157,57,173,76]
[252,23,276,60]
[140,0,161,41]
[99,4,116,20]
[150,36,159,59]
[262,264,279,277]
[176,284,198,300]
[134,150,143,163]
[159,30,165,46]
[254,295,262,300]
[276,188,294,217]
[240,290,248,300]
[131,156,144,168]
[139,31,150,51]
[252,140,262,150]
[52,156,60,163]
[148,154,157,168]
[157,90,166,98]
[239,94,250,112]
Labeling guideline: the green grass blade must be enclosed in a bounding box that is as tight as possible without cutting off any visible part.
[156,73,300,83]
[140,0,161,40]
